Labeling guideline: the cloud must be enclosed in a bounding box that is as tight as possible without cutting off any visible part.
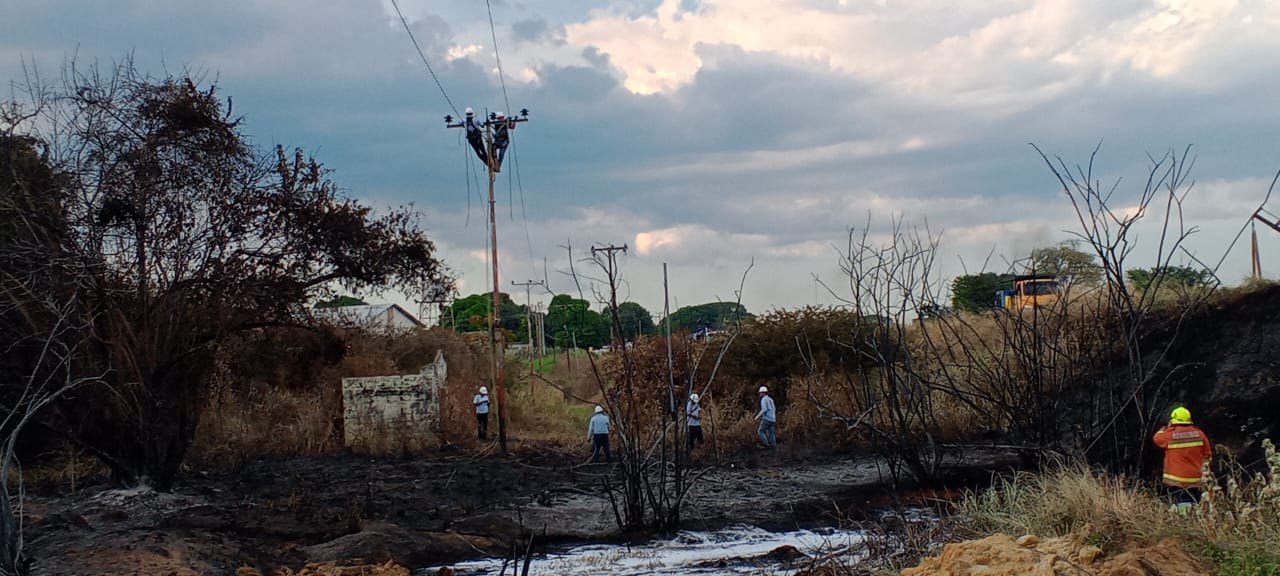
[7,0,1280,317]
[512,18,566,46]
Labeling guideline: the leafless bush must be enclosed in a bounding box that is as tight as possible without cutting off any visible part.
[1035,143,1218,471]
[535,244,747,533]
[815,219,947,483]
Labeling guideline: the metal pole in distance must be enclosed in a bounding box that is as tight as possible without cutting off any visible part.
[513,280,543,378]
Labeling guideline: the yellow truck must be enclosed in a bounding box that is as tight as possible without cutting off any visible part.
[995,274,1061,309]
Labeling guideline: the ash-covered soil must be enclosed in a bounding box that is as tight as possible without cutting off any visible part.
[23,447,1010,575]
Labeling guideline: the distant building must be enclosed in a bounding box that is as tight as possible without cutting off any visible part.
[313,303,423,332]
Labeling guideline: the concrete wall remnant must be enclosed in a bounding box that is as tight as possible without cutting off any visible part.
[341,350,445,452]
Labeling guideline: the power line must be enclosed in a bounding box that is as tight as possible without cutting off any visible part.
[482,0,537,282]
[511,146,538,280]
[389,0,460,117]
[484,0,513,120]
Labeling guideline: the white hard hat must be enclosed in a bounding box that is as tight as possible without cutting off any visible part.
[479,386,488,394]
[465,107,474,115]
[594,405,604,414]
[690,393,700,402]
[758,386,769,394]
[495,111,506,118]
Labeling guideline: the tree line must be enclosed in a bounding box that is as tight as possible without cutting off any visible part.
[949,241,1214,312]
[435,293,749,349]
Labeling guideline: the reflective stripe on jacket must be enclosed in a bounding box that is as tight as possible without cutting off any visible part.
[1152,423,1212,487]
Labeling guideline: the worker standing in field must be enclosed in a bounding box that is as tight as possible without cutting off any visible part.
[588,405,611,463]
[687,393,704,449]
[1152,406,1213,513]
[755,386,776,448]
[473,386,490,440]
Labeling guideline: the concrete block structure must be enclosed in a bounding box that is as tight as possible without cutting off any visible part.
[341,350,445,452]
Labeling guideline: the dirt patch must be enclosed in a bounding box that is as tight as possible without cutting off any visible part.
[901,533,1207,576]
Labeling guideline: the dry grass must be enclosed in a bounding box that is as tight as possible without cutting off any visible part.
[956,464,1180,552]
[190,327,487,466]
[189,384,341,468]
[957,442,1280,573]
[16,441,108,494]
[184,280,1280,470]
[505,373,595,447]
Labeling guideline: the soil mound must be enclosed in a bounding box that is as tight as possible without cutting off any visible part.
[901,533,1206,576]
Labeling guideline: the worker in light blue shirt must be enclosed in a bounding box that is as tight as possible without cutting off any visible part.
[755,386,776,448]
[473,386,490,440]
[687,393,704,449]
[588,405,611,463]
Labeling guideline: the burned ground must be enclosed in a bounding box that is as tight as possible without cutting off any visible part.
[23,446,1013,575]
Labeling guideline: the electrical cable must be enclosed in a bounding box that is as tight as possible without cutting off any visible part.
[484,0,514,119]
[390,0,460,117]
[484,0,539,282]
[512,147,538,281]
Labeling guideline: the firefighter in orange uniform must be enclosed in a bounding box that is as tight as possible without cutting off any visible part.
[1152,406,1212,512]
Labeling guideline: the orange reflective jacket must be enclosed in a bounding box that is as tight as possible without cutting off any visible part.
[1152,424,1212,487]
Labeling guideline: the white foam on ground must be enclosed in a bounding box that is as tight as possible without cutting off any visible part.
[422,525,866,576]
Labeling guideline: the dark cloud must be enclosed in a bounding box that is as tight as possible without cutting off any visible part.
[511,18,566,46]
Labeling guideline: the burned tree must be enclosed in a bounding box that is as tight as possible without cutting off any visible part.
[1,111,105,576]
[539,244,742,533]
[818,219,947,483]
[1034,144,1217,472]
[4,59,453,489]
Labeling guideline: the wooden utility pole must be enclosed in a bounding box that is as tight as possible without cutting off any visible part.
[591,244,628,348]
[1252,208,1280,279]
[447,108,531,452]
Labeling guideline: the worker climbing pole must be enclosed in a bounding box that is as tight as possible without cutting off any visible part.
[445,108,530,452]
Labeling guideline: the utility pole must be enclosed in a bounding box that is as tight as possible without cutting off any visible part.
[446,108,531,452]
[512,279,545,377]
[591,244,628,349]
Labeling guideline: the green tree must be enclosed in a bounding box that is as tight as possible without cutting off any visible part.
[1126,266,1213,291]
[442,292,526,339]
[545,294,607,349]
[949,273,1012,312]
[1030,241,1101,286]
[314,295,368,308]
[616,301,655,341]
[662,302,750,334]
[4,63,454,489]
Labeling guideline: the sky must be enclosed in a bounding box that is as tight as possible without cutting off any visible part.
[4,0,1280,321]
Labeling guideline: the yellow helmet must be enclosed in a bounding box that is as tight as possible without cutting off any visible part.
[1170,406,1192,424]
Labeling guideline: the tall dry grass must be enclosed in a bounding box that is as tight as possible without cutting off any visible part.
[957,440,1280,573]
[189,327,487,466]
[188,384,341,468]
